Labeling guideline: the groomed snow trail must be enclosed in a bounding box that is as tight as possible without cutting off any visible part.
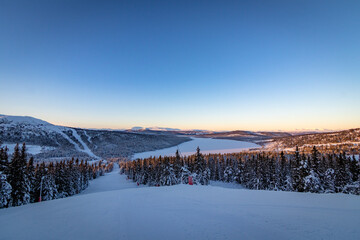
[69,128,100,160]
[0,167,360,240]
[82,164,142,195]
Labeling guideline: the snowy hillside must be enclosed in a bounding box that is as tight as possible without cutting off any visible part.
[267,128,360,154]
[0,168,359,240]
[0,115,190,161]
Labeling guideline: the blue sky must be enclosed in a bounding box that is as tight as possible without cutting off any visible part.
[0,0,359,131]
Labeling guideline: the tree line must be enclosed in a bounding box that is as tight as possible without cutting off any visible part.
[121,146,360,195]
[0,143,113,209]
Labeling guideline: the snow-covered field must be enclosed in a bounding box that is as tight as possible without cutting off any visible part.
[133,137,259,159]
[0,166,359,240]
[2,143,55,155]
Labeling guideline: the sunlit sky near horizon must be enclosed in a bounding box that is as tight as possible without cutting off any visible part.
[1,0,359,131]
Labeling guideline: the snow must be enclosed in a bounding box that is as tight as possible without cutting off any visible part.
[69,129,99,160]
[1,143,55,155]
[133,137,259,159]
[81,165,141,194]
[0,115,100,160]
[84,130,92,144]
[1,166,359,240]
[0,114,52,126]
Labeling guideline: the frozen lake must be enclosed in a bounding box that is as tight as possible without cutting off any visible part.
[132,137,260,159]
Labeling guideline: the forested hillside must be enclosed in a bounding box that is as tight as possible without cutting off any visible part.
[0,115,190,161]
[267,128,360,154]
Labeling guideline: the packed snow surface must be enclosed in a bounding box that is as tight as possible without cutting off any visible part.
[133,137,259,159]
[0,166,359,240]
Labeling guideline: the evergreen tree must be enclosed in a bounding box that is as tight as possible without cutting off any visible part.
[304,147,323,193]
[8,143,30,206]
[0,170,12,208]
[27,157,36,203]
[193,147,208,185]
[291,146,301,191]
[278,152,287,190]
[173,150,182,183]
[0,146,12,208]
[335,153,350,192]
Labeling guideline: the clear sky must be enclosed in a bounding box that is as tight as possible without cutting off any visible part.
[0,0,359,131]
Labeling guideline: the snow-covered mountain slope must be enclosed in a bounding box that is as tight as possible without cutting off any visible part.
[0,114,100,160]
[0,114,190,161]
[0,169,359,240]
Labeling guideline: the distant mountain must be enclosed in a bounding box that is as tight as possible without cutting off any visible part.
[0,115,190,162]
[130,126,184,131]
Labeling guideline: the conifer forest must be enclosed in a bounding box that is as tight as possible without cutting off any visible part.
[121,147,360,195]
[0,143,113,209]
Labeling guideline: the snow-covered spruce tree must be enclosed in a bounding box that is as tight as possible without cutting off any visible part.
[173,150,182,184]
[304,147,323,193]
[41,163,58,201]
[26,157,36,203]
[217,155,225,181]
[343,155,360,194]
[291,147,301,191]
[8,143,31,206]
[335,153,350,193]
[208,156,216,181]
[267,156,277,190]
[64,159,76,196]
[139,159,149,185]
[296,152,310,192]
[160,157,176,185]
[72,159,82,194]
[223,158,235,183]
[180,164,191,184]
[193,147,209,185]
[0,146,12,208]
[0,171,12,208]
[277,152,287,190]
[54,161,68,198]
[0,146,9,173]
[349,155,359,184]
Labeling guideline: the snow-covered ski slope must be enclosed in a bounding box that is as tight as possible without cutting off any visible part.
[0,168,359,240]
[0,114,101,160]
